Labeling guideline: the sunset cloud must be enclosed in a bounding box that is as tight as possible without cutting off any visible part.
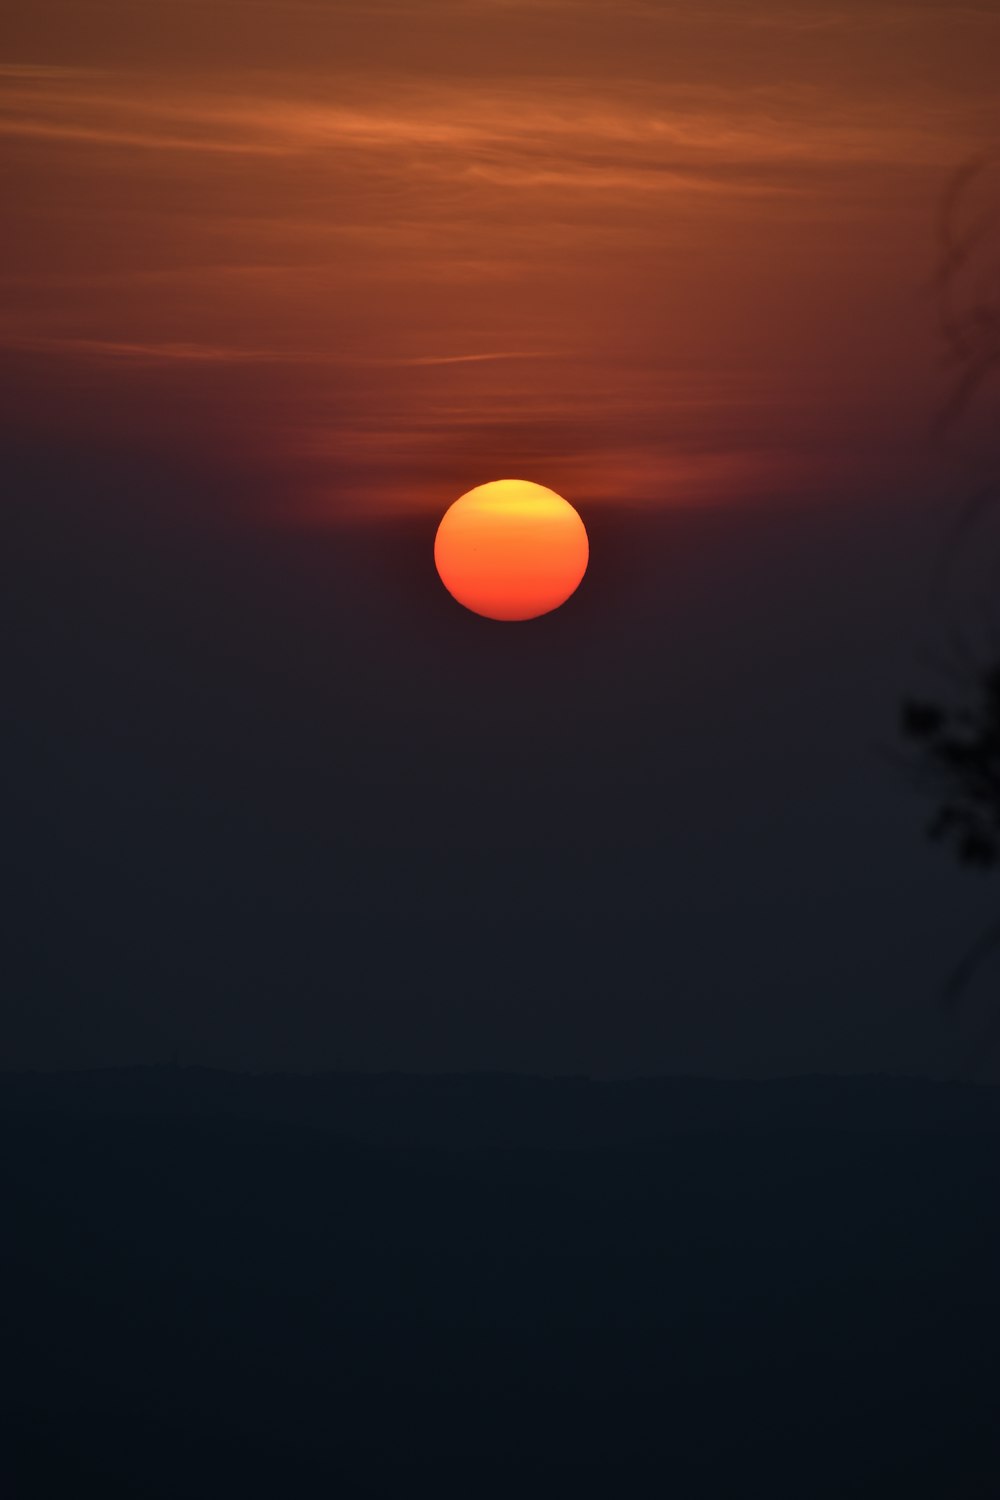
[1,67,985,177]
[0,333,555,369]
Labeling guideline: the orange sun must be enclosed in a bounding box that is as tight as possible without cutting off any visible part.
[434,479,589,621]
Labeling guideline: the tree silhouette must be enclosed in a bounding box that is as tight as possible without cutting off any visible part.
[903,673,1000,872]
[902,153,1000,998]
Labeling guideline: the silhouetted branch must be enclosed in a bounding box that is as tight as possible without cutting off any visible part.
[932,153,1000,435]
[944,912,1000,1008]
[900,157,1000,1003]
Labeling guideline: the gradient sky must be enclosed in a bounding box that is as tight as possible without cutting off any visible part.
[4,1,1000,1074]
[4,0,998,516]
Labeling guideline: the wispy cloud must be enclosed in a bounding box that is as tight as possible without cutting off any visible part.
[2,0,996,519]
[0,332,557,368]
[1,68,983,184]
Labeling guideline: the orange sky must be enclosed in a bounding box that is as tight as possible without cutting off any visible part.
[3,0,998,520]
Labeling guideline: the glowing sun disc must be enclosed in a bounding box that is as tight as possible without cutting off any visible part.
[434,479,589,621]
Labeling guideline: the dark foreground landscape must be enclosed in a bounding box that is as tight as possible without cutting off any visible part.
[4,1069,1000,1497]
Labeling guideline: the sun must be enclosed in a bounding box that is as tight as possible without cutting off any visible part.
[434,479,589,622]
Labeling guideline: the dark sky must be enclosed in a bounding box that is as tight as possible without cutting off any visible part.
[3,0,1000,1074]
[7,438,1000,1076]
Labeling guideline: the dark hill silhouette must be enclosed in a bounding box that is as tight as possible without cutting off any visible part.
[4,1070,1000,1497]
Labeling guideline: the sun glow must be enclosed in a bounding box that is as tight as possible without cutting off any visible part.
[434,479,589,621]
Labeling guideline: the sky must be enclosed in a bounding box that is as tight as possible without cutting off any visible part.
[4,0,1000,1074]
